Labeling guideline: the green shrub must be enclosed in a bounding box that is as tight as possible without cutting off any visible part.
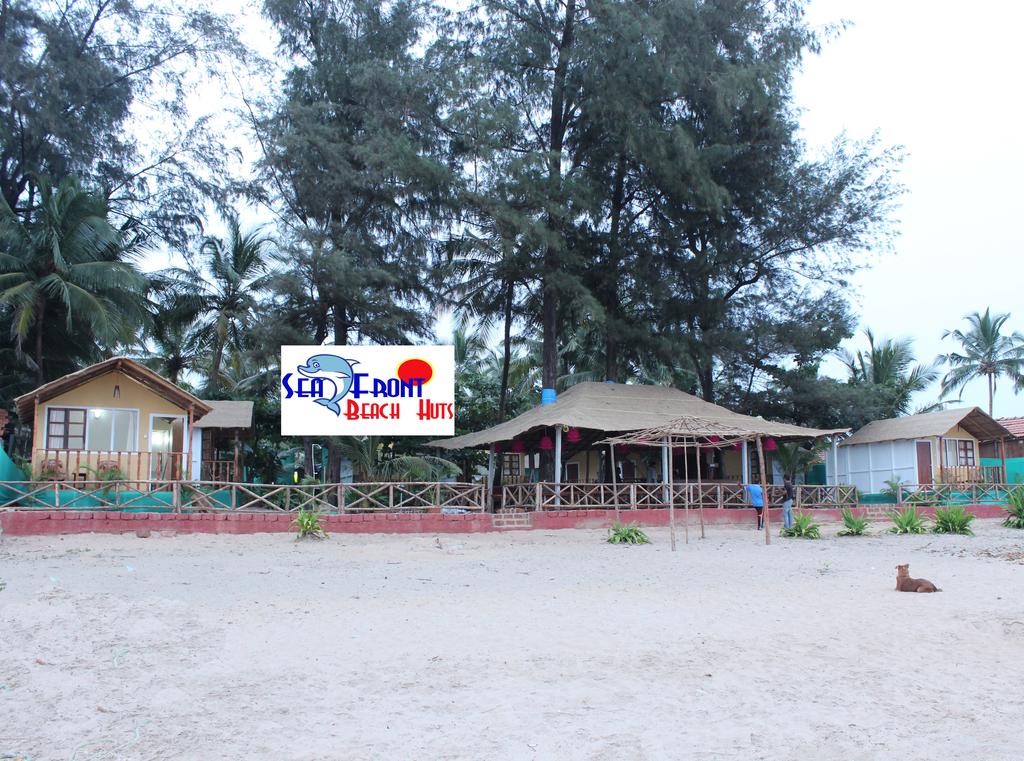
[932,505,975,535]
[292,509,328,540]
[1004,488,1024,529]
[607,522,650,545]
[889,506,927,534]
[780,512,820,539]
[881,476,906,499]
[837,508,869,536]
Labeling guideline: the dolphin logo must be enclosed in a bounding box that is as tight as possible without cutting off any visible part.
[298,354,360,416]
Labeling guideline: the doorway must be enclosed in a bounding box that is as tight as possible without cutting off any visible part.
[150,415,185,480]
[916,440,933,485]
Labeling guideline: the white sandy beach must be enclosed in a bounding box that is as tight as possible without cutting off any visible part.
[1,522,1023,761]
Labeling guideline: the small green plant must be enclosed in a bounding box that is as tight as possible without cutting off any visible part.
[779,512,820,539]
[607,522,650,545]
[837,508,869,536]
[292,509,328,540]
[880,476,906,499]
[889,506,927,534]
[932,505,975,535]
[1003,488,1024,529]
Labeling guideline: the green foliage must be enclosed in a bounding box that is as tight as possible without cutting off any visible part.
[0,176,150,383]
[333,436,459,483]
[1003,488,1024,529]
[607,523,650,545]
[159,215,274,393]
[0,0,245,245]
[837,508,869,536]
[779,512,821,539]
[932,506,975,536]
[881,477,906,499]
[889,507,927,534]
[940,308,1024,416]
[773,441,827,479]
[839,330,939,418]
[292,509,327,540]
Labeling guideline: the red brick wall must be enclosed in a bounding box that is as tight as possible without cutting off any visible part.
[0,504,1011,537]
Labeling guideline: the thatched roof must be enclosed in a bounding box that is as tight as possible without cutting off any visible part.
[14,357,212,422]
[841,407,1011,447]
[193,400,254,430]
[430,382,846,450]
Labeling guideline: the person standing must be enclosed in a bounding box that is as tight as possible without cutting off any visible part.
[782,475,795,529]
[744,482,765,530]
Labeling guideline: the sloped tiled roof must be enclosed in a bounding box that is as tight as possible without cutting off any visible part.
[997,417,1024,438]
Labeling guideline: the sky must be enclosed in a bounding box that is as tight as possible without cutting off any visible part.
[173,0,1024,417]
[793,0,1024,416]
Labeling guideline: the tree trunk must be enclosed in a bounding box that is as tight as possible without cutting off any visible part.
[541,5,575,387]
[327,305,348,484]
[209,338,225,393]
[699,365,715,404]
[604,155,627,382]
[988,374,994,417]
[494,280,516,493]
[34,295,46,383]
[333,303,348,346]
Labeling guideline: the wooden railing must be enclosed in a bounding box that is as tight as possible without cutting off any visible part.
[940,465,1003,484]
[200,460,237,482]
[895,482,1019,506]
[501,482,858,511]
[0,480,487,513]
[34,449,184,484]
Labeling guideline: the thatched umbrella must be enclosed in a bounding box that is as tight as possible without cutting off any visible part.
[602,416,769,550]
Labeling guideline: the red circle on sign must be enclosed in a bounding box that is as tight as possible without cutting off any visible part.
[398,358,433,385]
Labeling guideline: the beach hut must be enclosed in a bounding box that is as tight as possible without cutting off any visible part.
[12,357,254,483]
[429,382,846,510]
[826,408,1012,493]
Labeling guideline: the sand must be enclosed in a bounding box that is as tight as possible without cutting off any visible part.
[1,521,1023,761]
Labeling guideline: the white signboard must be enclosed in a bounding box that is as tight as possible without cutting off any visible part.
[280,345,455,437]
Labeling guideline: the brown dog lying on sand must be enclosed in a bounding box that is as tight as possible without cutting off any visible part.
[896,564,940,593]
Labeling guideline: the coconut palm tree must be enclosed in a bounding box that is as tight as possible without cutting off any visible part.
[0,175,149,382]
[839,329,938,418]
[165,214,273,392]
[940,308,1024,416]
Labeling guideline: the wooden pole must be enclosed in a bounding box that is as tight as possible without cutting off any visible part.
[757,437,770,546]
[554,427,562,507]
[1000,437,1008,484]
[697,443,706,539]
[184,405,194,482]
[667,440,676,552]
[486,445,496,511]
[610,443,620,523]
[682,440,689,545]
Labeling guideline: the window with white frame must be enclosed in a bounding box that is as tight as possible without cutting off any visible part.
[46,407,137,451]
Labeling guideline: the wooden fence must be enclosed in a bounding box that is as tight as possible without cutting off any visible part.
[0,480,486,513]
[34,449,184,483]
[894,482,1020,506]
[500,482,859,511]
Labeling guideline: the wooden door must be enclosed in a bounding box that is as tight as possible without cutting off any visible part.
[916,441,933,485]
